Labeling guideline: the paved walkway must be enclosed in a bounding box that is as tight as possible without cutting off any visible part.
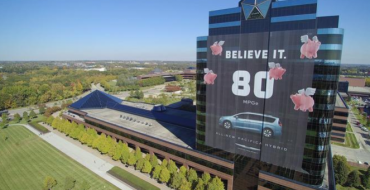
[14,124,134,190]
[38,123,172,190]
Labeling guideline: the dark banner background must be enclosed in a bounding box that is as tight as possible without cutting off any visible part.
[205,30,316,171]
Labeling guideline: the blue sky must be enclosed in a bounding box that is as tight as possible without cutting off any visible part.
[0,0,369,64]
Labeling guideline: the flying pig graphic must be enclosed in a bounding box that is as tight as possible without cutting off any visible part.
[300,35,321,59]
[204,68,217,85]
[210,41,225,56]
[290,88,316,112]
[268,62,286,80]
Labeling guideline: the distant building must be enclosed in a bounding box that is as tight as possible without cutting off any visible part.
[137,67,196,82]
[348,86,370,99]
[84,67,107,72]
[340,77,366,87]
[181,67,196,80]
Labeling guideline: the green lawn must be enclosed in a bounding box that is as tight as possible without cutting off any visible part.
[108,166,160,190]
[333,133,360,149]
[347,124,354,132]
[0,125,119,190]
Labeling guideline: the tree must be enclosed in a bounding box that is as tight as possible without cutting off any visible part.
[209,177,224,190]
[152,165,162,179]
[120,143,130,164]
[206,182,217,190]
[175,75,183,82]
[187,168,198,184]
[39,105,46,114]
[134,146,142,160]
[1,113,8,124]
[202,173,211,185]
[51,117,59,129]
[159,168,171,183]
[46,116,54,125]
[194,179,205,190]
[161,159,168,168]
[334,157,349,185]
[180,165,187,176]
[29,110,37,119]
[142,160,153,173]
[136,158,145,171]
[80,180,91,190]
[347,170,361,187]
[150,154,158,167]
[64,176,76,190]
[108,138,117,157]
[167,160,178,174]
[23,111,29,122]
[362,167,370,188]
[170,172,185,189]
[113,141,123,161]
[127,152,137,166]
[43,176,57,190]
[13,113,21,123]
[144,153,151,161]
[97,134,107,153]
[179,178,192,190]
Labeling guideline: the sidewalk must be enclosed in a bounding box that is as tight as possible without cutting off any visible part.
[39,123,172,190]
[15,124,134,190]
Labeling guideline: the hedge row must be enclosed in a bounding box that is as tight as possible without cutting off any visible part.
[29,122,49,133]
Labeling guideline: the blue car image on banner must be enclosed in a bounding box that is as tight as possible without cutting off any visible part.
[219,112,282,138]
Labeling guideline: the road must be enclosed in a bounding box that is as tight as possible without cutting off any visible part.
[331,108,370,163]
[15,124,134,190]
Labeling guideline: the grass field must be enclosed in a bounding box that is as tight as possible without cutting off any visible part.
[333,133,360,149]
[108,166,160,190]
[0,125,119,190]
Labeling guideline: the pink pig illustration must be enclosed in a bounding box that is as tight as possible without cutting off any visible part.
[203,68,217,85]
[268,62,286,80]
[290,88,316,112]
[210,41,225,56]
[300,35,321,59]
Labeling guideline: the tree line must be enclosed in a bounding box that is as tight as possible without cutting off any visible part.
[0,66,117,110]
[334,155,370,188]
[46,116,225,190]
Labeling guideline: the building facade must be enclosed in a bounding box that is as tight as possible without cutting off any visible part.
[63,1,343,190]
[196,0,343,189]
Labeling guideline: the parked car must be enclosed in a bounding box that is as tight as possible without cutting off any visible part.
[0,110,8,115]
[359,161,363,164]
[364,162,369,165]
[219,112,282,138]
[361,127,369,132]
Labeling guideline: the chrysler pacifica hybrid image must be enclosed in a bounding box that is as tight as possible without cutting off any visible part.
[219,112,282,138]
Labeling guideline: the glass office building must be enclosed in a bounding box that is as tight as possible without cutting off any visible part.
[196,0,344,189]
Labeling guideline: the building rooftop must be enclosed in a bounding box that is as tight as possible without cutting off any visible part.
[83,108,196,148]
[69,90,197,148]
[340,77,366,87]
[335,93,348,109]
[348,86,370,95]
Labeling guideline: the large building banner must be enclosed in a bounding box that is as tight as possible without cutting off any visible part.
[205,29,320,170]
